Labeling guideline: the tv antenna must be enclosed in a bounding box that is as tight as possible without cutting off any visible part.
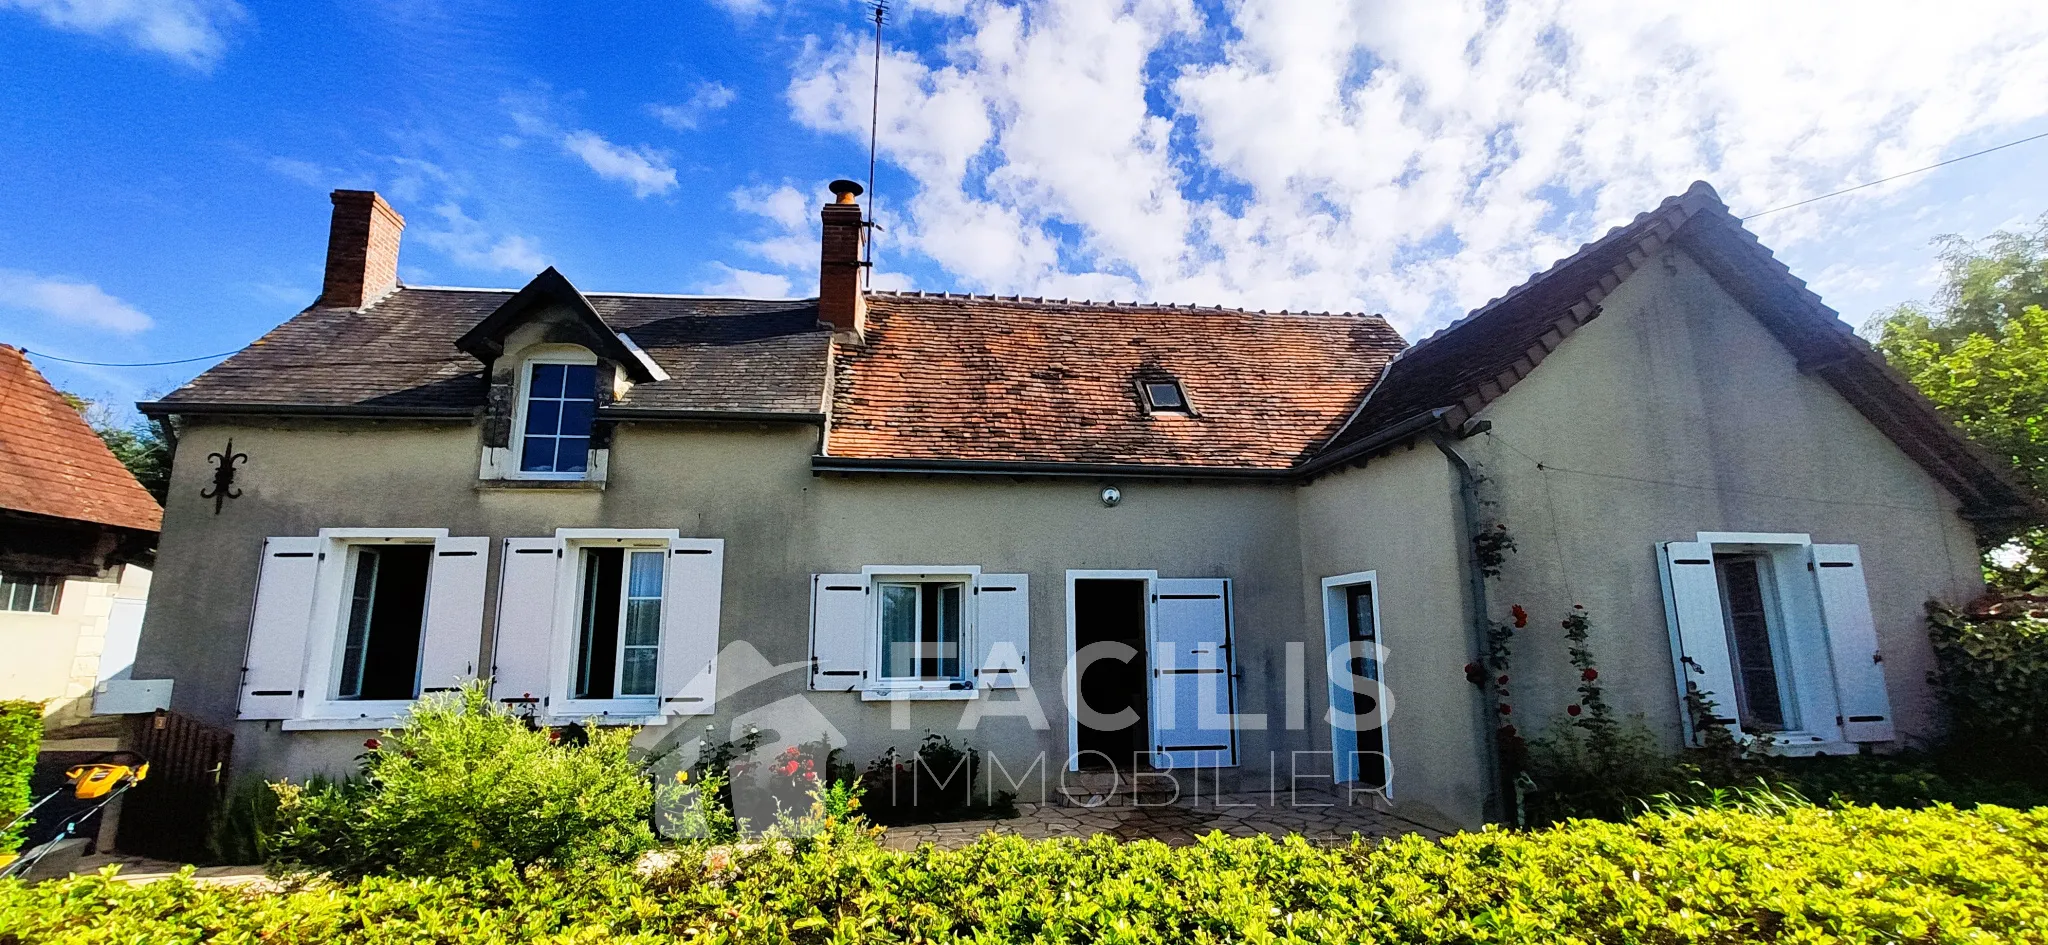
[864,1,887,277]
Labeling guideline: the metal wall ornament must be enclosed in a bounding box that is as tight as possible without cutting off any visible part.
[201,440,247,514]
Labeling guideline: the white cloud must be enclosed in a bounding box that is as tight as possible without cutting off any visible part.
[700,263,795,298]
[785,0,2048,334]
[2,0,244,70]
[415,204,548,275]
[0,269,152,333]
[561,130,678,198]
[649,82,738,131]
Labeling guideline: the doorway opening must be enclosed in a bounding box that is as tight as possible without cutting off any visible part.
[1072,578,1149,771]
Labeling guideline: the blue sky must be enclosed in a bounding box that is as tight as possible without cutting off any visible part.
[5,0,2048,421]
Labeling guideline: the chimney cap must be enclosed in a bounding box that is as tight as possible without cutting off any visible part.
[828,179,865,204]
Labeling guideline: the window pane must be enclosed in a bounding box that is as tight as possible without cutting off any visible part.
[1717,557,1787,731]
[523,399,561,435]
[880,584,919,678]
[529,363,566,398]
[558,399,596,437]
[620,647,657,696]
[562,364,596,399]
[554,437,590,473]
[339,550,380,698]
[1146,382,1184,408]
[520,435,557,473]
[627,551,664,598]
[31,579,55,613]
[624,599,662,647]
[933,583,962,679]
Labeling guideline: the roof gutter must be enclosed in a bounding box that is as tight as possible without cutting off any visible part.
[1292,408,1452,480]
[137,401,477,420]
[812,455,1287,481]
[602,407,825,425]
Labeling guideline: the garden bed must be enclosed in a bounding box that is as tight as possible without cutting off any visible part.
[5,801,2044,943]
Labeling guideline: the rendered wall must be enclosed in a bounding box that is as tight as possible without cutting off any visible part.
[1457,245,1983,751]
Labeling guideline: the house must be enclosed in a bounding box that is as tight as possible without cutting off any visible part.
[0,346,161,735]
[129,182,2041,829]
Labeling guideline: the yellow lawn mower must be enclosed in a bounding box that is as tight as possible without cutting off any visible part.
[1,752,149,881]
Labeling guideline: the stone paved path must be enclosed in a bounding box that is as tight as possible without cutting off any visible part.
[879,784,1444,851]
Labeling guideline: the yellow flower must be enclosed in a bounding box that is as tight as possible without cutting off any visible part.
[676,770,689,783]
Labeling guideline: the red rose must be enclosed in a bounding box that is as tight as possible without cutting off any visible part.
[363,738,381,750]
[1582,668,1598,682]
[1497,703,1512,715]
[1510,605,1528,628]
[1573,604,1585,611]
[1497,674,1510,685]
[1567,704,1582,716]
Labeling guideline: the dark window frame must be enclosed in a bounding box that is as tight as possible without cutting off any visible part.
[0,571,62,614]
[1135,376,1194,415]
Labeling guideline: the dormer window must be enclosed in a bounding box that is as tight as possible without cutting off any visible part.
[1139,377,1190,414]
[516,358,598,477]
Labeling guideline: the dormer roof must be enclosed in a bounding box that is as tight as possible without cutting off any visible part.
[454,267,665,382]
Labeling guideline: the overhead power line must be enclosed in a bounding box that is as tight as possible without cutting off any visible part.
[1742,130,2048,220]
[21,348,241,367]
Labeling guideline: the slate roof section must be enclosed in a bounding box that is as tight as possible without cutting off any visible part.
[825,294,1406,469]
[0,346,162,533]
[146,287,833,417]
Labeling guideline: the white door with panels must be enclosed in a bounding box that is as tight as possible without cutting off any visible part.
[1148,577,1238,768]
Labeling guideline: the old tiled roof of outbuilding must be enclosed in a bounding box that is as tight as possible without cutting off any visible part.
[824,294,1406,470]
[145,287,834,417]
[0,346,162,533]
[1315,181,2047,527]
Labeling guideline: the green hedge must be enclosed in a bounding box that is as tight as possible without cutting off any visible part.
[0,701,41,856]
[5,802,2046,943]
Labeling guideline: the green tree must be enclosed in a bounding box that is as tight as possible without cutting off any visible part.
[1867,215,2048,590]
[60,393,169,505]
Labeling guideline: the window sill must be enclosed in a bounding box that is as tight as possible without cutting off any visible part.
[860,687,980,702]
[280,717,406,731]
[546,715,666,727]
[1750,733,1855,757]
[476,478,606,492]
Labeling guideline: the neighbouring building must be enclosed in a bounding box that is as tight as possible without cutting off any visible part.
[129,182,2042,829]
[0,345,161,735]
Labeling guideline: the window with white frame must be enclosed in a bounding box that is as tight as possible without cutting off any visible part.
[335,544,433,700]
[809,568,1031,697]
[878,579,965,682]
[1659,533,1895,751]
[0,571,62,613]
[515,358,598,477]
[237,530,491,725]
[488,532,725,724]
[573,545,666,700]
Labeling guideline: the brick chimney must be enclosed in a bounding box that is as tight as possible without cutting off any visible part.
[319,190,405,309]
[818,179,867,337]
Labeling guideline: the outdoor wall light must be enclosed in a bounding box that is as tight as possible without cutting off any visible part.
[1100,485,1122,507]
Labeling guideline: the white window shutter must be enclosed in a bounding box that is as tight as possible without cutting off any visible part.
[810,574,868,691]
[491,537,561,708]
[416,537,489,695]
[974,574,1030,689]
[658,538,724,716]
[1657,541,1740,743]
[239,536,322,720]
[1811,544,1895,742]
[1149,578,1237,768]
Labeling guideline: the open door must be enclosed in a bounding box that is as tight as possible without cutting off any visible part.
[1149,578,1237,768]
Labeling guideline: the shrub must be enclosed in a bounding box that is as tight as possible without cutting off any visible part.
[858,733,1015,826]
[267,683,655,877]
[0,701,40,856]
[1928,600,2048,780]
[4,803,2046,943]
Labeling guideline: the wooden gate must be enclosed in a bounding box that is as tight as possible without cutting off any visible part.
[116,710,233,862]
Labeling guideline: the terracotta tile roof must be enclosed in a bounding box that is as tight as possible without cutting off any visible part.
[0,346,162,533]
[148,287,832,415]
[827,294,1406,469]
